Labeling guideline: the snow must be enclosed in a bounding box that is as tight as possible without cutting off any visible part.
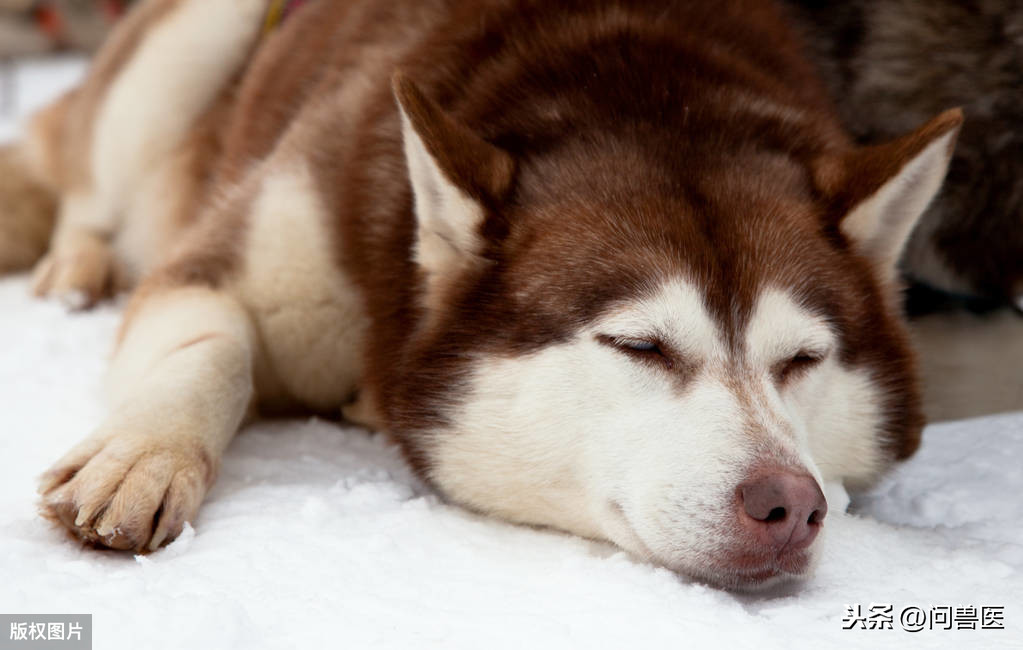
[1,58,1022,650]
[0,56,89,142]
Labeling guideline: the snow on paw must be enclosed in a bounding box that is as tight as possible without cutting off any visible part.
[38,431,214,552]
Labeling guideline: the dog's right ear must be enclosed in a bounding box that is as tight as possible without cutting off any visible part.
[392,72,515,301]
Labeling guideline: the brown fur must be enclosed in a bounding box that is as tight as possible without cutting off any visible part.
[11,0,958,558]
[303,0,931,468]
[45,0,933,468]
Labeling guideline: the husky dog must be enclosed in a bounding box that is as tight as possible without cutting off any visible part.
[786,0,1023,310]
[0,0,961,590]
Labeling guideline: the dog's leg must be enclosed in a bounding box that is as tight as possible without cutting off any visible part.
[29,0,268,306]
[0,86,76,275]
[30,197,117,308]
[38,285,255,551]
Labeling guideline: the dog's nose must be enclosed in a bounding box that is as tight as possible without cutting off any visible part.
[738,472,827,551]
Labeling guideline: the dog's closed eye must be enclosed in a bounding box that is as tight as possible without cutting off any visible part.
[775,351,825,384]
[597,335,674,369]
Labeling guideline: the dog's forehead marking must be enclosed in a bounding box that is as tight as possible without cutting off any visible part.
[593,278,726,361]
[594,279,837,465]
[745,288,836,362]
[593,279,835,365]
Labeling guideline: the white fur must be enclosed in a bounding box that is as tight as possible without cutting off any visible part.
[793,361,885,486]
[597,279,724,363]
[431,279,887,584]
[115,144,201,284]
[398,108,486,313]
[745,288,834,367]
[41,287,256,550]
[749,289,885,487]
[106,287,255,457]
[39,0,269,301]
[236,162,369,410]
[87,0,267,233]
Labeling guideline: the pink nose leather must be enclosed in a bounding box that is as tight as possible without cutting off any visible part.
[738,472,827,552]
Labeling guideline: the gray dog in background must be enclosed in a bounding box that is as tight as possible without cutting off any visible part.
[789,0,1023,311]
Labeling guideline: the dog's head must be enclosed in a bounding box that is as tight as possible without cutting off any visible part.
[387,74,961,590]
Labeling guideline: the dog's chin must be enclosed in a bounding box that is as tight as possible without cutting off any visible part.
[654,549,819,593]
[690,565,810,593]
[602,508,820,592]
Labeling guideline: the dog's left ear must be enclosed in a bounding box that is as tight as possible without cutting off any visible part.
[392,72,515,294]
[813,108,963,283]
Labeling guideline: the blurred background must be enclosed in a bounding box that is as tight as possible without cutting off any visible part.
[0,0,131,56]
[1,1,121,140]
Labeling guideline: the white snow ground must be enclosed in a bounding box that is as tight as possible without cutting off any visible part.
[1,58,1022,650]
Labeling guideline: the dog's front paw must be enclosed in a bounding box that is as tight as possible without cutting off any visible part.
[31,230,115,308]
[38,430,215,552]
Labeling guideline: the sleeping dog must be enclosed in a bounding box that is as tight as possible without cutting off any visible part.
[0,0,960,589]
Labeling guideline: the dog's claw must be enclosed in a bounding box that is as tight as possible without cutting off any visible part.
[38,431,212,552]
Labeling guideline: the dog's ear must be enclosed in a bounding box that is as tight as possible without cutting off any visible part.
[392,72,515,290]
[813,108,963,283]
